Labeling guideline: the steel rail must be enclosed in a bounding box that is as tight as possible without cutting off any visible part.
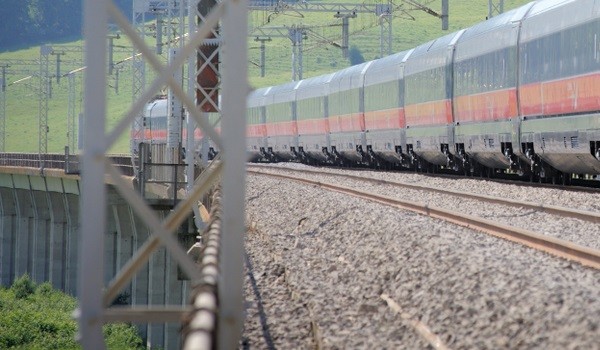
[249,169,600,270]
[418,171,600,193]
[248,165,600,224]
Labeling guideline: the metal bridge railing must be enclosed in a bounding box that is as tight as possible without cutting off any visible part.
[0,151,134,177]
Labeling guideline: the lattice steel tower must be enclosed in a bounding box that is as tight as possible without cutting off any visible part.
[38,45,52,158]
[488,0,504,18]
[78,0,248,348]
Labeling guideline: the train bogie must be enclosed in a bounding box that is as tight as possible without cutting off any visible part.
[454,122,514,169]
[405,125,453,167]
[365,130,404,164]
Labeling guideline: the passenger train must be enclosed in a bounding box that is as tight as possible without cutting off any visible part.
[134,0,600,182]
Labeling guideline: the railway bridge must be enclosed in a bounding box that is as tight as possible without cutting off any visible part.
[0,153,202,348]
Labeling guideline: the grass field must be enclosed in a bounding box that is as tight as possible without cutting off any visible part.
[0,0,531,154]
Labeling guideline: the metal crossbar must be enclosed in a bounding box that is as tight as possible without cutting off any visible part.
[79,0,247,348]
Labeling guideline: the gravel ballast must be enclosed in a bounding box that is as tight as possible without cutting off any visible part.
[242,173,600,349]
[248,164,600,250]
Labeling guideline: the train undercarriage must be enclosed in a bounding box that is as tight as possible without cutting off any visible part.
[244,138,600,185]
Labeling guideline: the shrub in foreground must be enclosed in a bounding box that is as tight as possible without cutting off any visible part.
[0,275,143,349]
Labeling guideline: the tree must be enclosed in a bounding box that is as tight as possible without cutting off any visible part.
[0,0,29,49]
[348,45,365,65]
[0,0,134,51]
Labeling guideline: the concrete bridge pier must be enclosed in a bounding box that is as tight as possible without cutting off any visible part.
[47,183,79,294]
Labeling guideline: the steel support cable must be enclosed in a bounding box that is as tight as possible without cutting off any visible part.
[102,157,223,307]
[105,1,225,151]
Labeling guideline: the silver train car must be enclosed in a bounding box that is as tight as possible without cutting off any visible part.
[244,0,600,181]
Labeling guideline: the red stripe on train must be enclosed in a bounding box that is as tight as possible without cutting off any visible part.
[405,99,452,126]
[454,88,517,122]
[364,108,405,130]
[329,113,365,132]
[520,72,600,117]
[265,121,297,136]
[297,118,329,135]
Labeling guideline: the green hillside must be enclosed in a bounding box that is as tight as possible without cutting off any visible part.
[0,0,531,154]
[248,0,531,86]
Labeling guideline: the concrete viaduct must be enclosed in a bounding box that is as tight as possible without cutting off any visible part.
[0,154,195,348]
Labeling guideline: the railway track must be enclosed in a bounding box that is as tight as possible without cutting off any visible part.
[417,170,600,192]
[316,163,600,192]
[243,169,600,348]
[248,164,600,270]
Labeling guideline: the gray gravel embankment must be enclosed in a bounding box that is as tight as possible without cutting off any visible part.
[242,174,600,349]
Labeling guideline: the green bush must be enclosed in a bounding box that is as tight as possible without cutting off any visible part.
[105,323,145,349]
[12,274,36,299]
[0,277,144,349]
[36,282,53,296]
